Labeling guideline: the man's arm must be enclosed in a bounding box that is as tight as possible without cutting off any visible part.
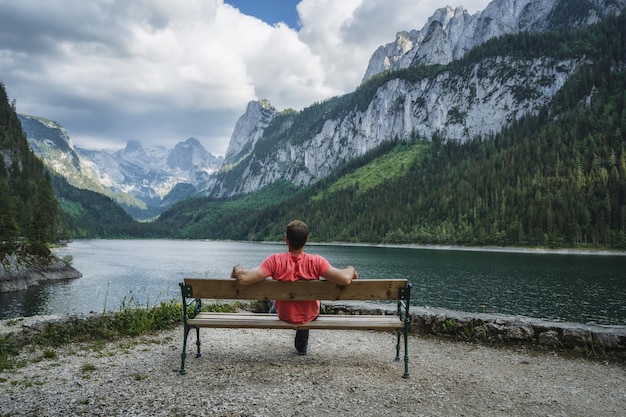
[322,265,358,286]
[231,265,268,285]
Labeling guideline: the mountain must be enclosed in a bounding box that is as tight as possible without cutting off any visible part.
[205,0,626,198]
[18,114,223,220]
[148,0,626,249]
[362,0,626,82]
[17,115,125,202]
[153,11,626,247]
[11,0,626,249]
[223,99,277,166]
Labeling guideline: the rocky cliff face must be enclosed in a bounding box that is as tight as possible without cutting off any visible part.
[213,56,584,196]
[362,0,626,82]
[18,115,99,188]
[208,0,625,198]
[412,21,453,67]
[223,99,277,166]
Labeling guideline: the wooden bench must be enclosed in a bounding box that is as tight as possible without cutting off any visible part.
[179,278,412,378]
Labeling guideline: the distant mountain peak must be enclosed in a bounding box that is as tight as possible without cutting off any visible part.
[223,99,277,165]
[361,0,626,83]
[167,137,214,171]
[411,20,453,67]
[20,117,224,220]
[124,140,144,153]
[182,137,202,147]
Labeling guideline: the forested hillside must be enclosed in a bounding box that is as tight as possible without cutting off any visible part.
[150,13,626,249]
[0,83,61,256]
[51,174,141,239]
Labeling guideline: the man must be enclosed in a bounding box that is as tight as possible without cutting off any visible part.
[231,220,358,355]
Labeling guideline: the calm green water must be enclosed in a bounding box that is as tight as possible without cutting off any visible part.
[1,240,625,324]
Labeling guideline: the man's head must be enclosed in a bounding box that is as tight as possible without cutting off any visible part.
[286,220,309,250]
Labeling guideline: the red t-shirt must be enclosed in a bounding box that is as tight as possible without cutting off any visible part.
[260,252,331,324]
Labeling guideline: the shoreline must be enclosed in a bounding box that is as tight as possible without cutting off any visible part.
[4,302,626,359]
[309,241,626,256]
[0,253,82,293]
[3,240,622,324]
[61,238,626,256]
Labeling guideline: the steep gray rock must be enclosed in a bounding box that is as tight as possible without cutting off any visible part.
[363,30,423,81]
[18,115,86,178]
[362,0,626,82]
[411,21,453,67]
[223,99,276,165]
[214,55,585,197]
[167,137,217,172]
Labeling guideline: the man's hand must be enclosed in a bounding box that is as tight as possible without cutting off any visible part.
[231,265,241,279]
[230,266,269,285]
[350,266,358,280]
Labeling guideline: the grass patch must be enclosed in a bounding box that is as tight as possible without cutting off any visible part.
[80,362,97,378]
[133,373,148,381]
[0,297,184,372]
[0,298,246,372]
[81,363,97,372]
[203,301,243,313]
[311,142,428,202]
[33,298,182,348]
[0,335,19,371]
[42,349,57,360]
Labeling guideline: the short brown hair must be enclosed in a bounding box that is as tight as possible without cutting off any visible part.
[286,220,308,249]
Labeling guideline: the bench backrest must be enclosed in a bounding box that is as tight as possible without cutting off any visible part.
[181,278,410,301]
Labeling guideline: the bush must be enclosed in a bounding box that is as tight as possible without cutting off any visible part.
[33,299,182,347]
[0,335,19,371]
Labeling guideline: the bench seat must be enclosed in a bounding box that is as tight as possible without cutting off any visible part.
[189,312,404,330]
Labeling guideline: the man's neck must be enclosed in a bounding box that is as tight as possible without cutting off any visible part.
[289,248,304,256]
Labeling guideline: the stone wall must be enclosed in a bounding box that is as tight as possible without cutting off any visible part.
[325,302,626,359]
[2,299,624,360]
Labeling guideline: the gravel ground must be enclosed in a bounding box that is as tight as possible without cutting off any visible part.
[1,323,625,417]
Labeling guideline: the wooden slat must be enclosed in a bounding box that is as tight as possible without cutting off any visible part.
[188,312,403,330]
[183,278,407,301]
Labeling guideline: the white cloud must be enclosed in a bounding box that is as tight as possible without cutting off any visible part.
[0,0,492,155]
[298,0,491,90]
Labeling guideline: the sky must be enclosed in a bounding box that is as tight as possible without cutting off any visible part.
[0,0,492,156]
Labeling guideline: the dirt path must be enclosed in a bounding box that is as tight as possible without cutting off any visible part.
[1,325,625,416]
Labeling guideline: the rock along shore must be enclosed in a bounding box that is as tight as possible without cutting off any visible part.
[0,253,82,293]
[327,302,626,359]
[3,301,625,359]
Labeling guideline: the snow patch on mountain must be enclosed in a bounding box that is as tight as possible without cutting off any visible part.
[19,114,223,220]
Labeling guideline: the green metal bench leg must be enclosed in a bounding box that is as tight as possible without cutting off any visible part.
[402,326,410,379]
[180,325,191,375]
[395,331,401,361]
[195,327,202,357]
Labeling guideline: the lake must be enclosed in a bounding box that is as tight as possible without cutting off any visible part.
[1,240,625,325]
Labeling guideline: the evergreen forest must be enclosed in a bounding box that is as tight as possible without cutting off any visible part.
[0,83,62,257]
